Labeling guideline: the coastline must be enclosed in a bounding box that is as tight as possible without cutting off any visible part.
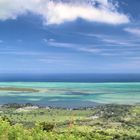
[1,102,139,110]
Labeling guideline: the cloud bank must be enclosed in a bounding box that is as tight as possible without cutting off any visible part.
[0,0,129,25]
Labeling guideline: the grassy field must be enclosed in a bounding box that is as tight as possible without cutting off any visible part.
[0,104,139,139]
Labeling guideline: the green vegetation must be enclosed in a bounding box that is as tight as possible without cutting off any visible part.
[0,104,140,140]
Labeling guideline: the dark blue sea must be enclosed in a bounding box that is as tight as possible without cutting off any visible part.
[0,73,140,82]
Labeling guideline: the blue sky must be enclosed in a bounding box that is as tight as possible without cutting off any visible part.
[0,0,140,74]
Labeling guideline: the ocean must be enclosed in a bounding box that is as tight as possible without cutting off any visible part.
[0,73,140,82]
[0,81,140,108]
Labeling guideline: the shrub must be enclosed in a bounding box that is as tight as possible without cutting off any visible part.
[39,122,55,132]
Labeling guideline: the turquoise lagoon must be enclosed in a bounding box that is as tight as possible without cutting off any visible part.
[0,82,140,108]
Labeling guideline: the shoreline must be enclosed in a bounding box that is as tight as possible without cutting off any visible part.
[1,103,139,110]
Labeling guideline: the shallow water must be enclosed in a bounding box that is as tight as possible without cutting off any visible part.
[0,82,140,108]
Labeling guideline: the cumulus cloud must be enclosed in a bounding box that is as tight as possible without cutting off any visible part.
[124,28,140,36]
[0,0,129,25]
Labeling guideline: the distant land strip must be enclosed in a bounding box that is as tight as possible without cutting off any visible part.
[0,87,39,92]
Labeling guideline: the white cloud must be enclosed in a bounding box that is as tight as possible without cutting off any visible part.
[48,41,76,48]
[102,38,134,46]
[79,33,140,47]
[0,0,129,25]
[78,47,102,53]
[124,28,140,36]
[46,40,106,54]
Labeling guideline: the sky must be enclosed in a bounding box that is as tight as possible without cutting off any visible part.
[0,0,140,74]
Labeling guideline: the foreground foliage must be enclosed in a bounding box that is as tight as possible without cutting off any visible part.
[0,104,140,140]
